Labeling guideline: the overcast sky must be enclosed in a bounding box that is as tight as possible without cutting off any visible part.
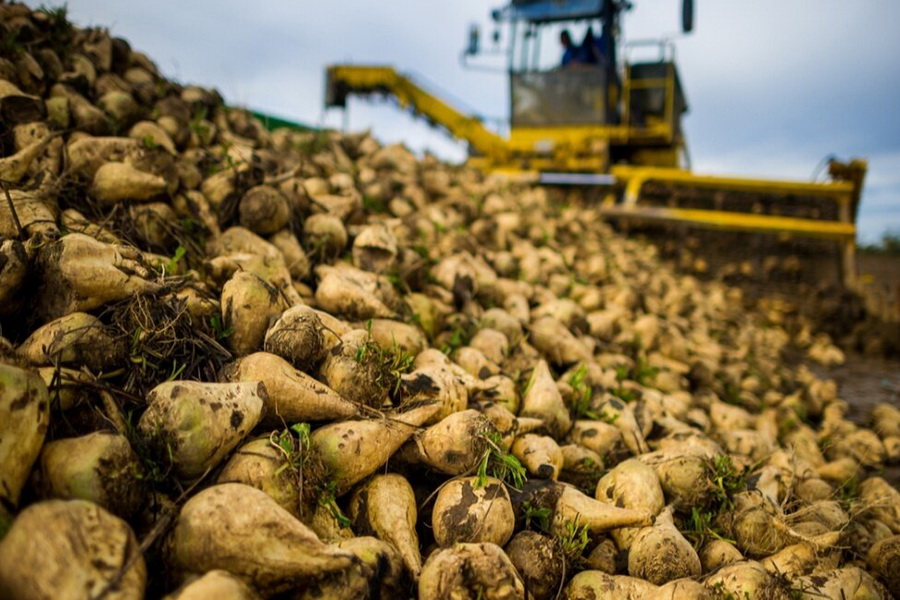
[60,0,900,243]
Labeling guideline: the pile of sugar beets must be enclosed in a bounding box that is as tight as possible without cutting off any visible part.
[1,3,899,599]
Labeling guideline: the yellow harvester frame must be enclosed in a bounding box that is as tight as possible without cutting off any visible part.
[325,64,867,286]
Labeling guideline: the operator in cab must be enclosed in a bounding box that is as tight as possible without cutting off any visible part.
[580,26,609,68]
[560,29,580,66]
[561,27,609,68]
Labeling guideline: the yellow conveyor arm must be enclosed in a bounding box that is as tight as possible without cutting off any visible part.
[326,65,508,161]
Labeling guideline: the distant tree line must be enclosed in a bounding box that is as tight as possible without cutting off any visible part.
[859,229,900,255]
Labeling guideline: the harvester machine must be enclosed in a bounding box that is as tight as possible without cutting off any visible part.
[324,0,867,289]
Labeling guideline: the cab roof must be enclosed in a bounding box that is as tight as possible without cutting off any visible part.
[492,0,605,24]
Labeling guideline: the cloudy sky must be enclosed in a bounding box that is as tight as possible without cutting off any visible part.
[61,0,900,243]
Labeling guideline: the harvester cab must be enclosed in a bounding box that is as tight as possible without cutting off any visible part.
[324,0,867,289]
[461,0,692,174]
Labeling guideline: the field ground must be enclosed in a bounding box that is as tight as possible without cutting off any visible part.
[857,253,900,322]
[813,354,900,486]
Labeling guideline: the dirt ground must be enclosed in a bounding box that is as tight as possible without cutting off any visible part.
[811,353,900,486]
[858,254,900,291]
[856,253,900,323]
